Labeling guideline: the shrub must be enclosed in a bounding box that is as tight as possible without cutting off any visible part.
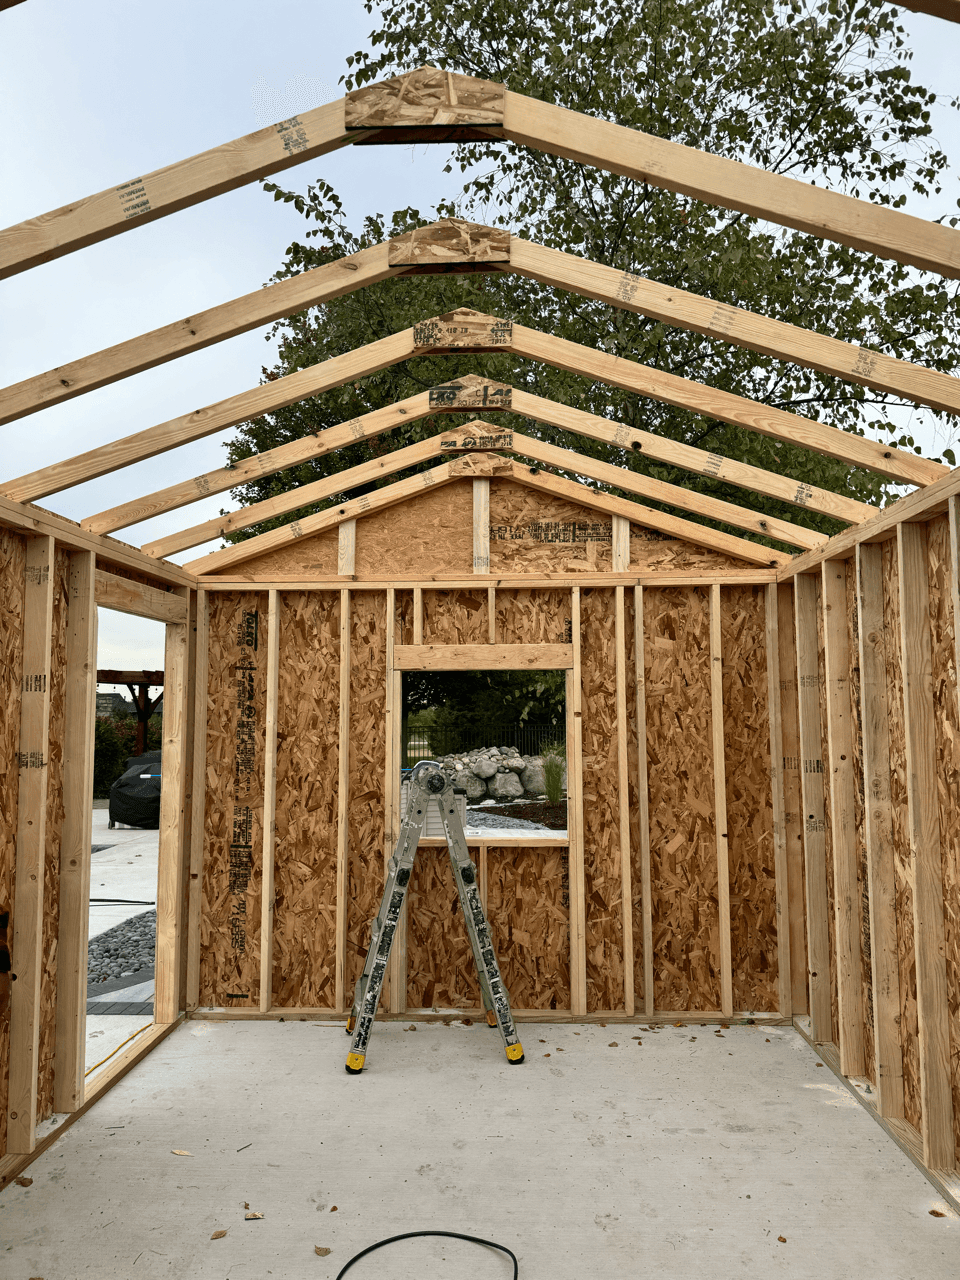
[541,743,566,805]
[93,711,162,798]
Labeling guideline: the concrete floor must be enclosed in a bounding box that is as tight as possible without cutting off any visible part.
[2,1021,957,1279]
[89,809,160,937]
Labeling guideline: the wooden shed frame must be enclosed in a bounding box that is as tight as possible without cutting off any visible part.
[2,52,960,1214]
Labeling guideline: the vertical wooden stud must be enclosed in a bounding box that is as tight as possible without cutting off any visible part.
[337,520,356,577]
[7,535,55,1154]
[154,601,189,1025]
[765,584,793,1019]
[615,586,635,1015]
[334,588,351,1014]
[487,586,496,644]
[777,583,808,1016]
[413,587,423,645]
[53,550,97,1113]
[794,572,832,1044]
[949,496,960,740]
[177,591,199,1009]
[710,584,733,1018]
[633,585,654,1016]
[898,521,955,1170]
[258,591,280,1013]
[821,559,866,1077]
[612,515,630,573]
[567,588,587,1017]
[473,479,490,573]
[384,590,403,1014]
[185,591,209,1011]
[857,543,905,1119]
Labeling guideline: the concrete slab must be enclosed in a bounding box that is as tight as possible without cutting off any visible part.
[2,1022,957,1279]
[88,809,159,937]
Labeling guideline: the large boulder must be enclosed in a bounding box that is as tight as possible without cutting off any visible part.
[503,757,526,773]
[472,756,499,779]
[487,771,524,800]
[458,771,488,800]
[519,759,546,795]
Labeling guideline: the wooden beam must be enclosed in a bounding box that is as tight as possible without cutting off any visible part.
[615,587,635,1015]
[634,585,654,1016]
[52,550,97,1114]
[777,583,808,1016]
[794,572,833,1045]
[412,587,423,645]
[334,589,351,1014]
[765,584,793,1019]
[507,239,960,418]
[820,559,865,1077]
[0,99,358,279]
[177,590,199,1009]
[511,324,945,487]
[94,570,188,623]
[612,515,630,570]
[487,586,497,643]
[502,90,960,278]
[473,478,490,573]
[185,591,209,1011]
[154,606,189,1024]
[893,0,960,24]
[337,520,356,578]
[856,543,905,1118]
[710,584,734,1018]
[897,521,956,1170]
[568,589,587,1016]
[394,643,573,671]
[259,592,280,1014]
[4,331,417,504]
[7,535,55,1153]
[384,591,404,1014]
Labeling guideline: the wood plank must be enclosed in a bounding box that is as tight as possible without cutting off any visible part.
[487,586,496,643]
[176,591,199,1010]
[52,550,96,1113]
[394,643,573,671]
[94,570,188,623]
[894,1,960,25]
[612,515,630,570]
[185,591,208,1011]
[384,594,405,1014]
[821,559,866,1077]
[412,587,423,645]
[0,100,356,278]
[154,606,189,1024]
[710,584,734,1018]
[5,331,417,505]
[473,478,490,573]
[200,572,781,590]
[794,572,833,1044]
[511,324,944,487]
[334,589,351,1013]
[777,583,808,1016]
[856,543,906,1119]
[897,521,956,1170]
[765,584,793,1019]
[615,587,635,1015]
[7,535,55,1153]
[337,520,356,578]
[568,589,587,1016]
[258,592,280,1014]
[634,586,654,1016]
[508,239,960,418]
[502,91,960,277]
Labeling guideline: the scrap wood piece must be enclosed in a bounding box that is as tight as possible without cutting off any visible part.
[345,66,505,134]
[389,218,510,270]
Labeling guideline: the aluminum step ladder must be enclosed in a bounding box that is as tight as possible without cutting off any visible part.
[345,761,525,1073]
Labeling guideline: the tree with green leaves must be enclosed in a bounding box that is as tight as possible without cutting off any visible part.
[225,0,959,556]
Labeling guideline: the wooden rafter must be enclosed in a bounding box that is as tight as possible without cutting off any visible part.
[892,0,960,23]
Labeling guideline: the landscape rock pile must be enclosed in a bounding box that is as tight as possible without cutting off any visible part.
[426,746,565,801]
[87,909,156,984]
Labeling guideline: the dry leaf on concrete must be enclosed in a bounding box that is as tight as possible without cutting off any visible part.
[14,1176,33,1186]
[171,1150,192,1157]
[211,1230,227,1240]
[315,1246,332,1256]
[330,1205,338,1212]
[245,1211,264,1221]
[778,1236,787,1243]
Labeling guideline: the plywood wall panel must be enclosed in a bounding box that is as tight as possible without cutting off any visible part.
[816,579,841,1047]
[405,846,482,1009]
[496,588,572,644]
[720,585,778,1013]
[487,847,570,1009]
[0,529,25,1156]
[213,528,340,581]
[926,516,960,1159]
[199,592,266,1007]
[629,527,756,574]
[490,479,614,574]
[580,588,625,1011]
[882,541,922,1128]
[271,592,340,1008]
[645,586,721,1010]
[355,481,473,579]
[37,548,69,1124]
[422,589,489,644]
[345,592,387,995]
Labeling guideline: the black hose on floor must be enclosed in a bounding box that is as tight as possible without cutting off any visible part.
[334,1229,518,1278]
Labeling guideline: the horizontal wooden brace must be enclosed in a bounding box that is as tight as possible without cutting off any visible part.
[394,643,573,670]
[94,570,189,622]
[197,571,780,589]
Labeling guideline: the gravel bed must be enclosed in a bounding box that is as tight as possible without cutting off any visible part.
[462,811,555,834]
[88,909,156,984]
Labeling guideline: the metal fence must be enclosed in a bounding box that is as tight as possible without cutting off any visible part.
[401,720,564,767]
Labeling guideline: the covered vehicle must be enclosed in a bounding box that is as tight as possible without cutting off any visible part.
[108,749,162,829]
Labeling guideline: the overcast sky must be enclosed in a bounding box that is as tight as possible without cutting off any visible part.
[1,0,958,676]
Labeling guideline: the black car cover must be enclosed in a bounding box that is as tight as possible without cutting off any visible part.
[109,749,162,829]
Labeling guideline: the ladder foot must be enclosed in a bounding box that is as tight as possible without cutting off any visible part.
[345,1051,365,1074]
[505,1043,524,1064]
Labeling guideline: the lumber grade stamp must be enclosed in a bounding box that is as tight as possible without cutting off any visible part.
[389,218,510,271]
[428,374,512,411]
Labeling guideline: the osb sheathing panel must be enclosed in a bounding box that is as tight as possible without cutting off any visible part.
[406,845,483,1009]
[354,482,473,579]
[423,589,489,644]
[271,592,340,1008]
[644,587,721,1010]
[0,528,25,1156]
[489,479,613,574]
[214,528,339,581]
[199,592,266,1007]
[816,578,841,1047]
[496,589,572,644]
[926,516,960,1158]
[580,588,626,1011]
[846,560,876,1083]
[883,540,922,1128]
[720,585,778,1014]
[629,527,756,574]
[37,548,69,1123]
[345,592,387,995]
[487,847,571,1009]
[624,590,644,1004]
